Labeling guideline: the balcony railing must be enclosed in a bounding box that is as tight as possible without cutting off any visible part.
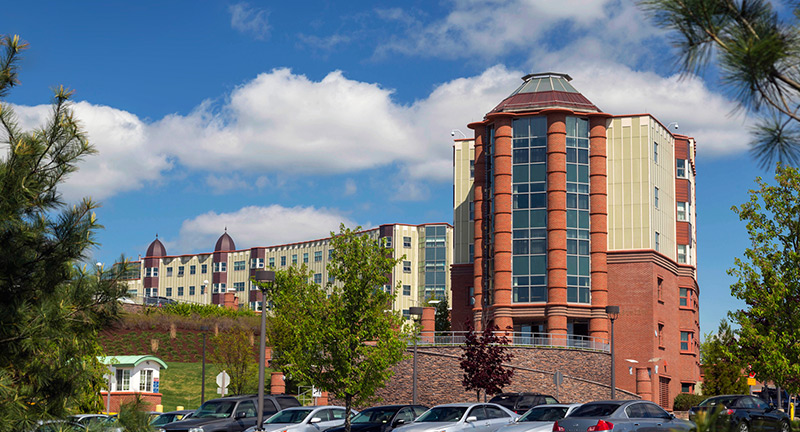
[413,331,610,353]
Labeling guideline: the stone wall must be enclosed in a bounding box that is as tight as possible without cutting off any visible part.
[334,345,639,409]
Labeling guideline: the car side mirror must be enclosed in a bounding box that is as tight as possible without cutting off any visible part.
[466,416,478,423]
[393,419,406,426]
[310,418,322,424]
[235,411,247,419]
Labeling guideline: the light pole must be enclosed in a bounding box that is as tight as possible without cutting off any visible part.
[254,270,275,431]
[201,280,209,404]
[606,305,620,399]
[409,306,424,405]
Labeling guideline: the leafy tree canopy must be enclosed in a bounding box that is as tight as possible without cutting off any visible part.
[262,225,409,432]
[460,322,514,401]
[700,320,749,396]
[639,0,800,167]
[0,35,127,429]
[728,164,800,393]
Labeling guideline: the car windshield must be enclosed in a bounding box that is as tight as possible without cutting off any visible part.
[265,409,314,424]
[519,406,569,422]
[351,408,399,424]
[194,401,237,419]
[570,404,619,418]
[416,407,468,423]
[699,397,737,408]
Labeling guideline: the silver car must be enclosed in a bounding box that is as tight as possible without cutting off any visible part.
[497,404,582,432]
[554,400,695,432]
[244,406,352,432]
[394,403,518,432]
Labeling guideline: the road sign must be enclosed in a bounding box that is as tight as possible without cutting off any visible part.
[153,377,159,393]
[553,371,563,386]
[216,371,230,396]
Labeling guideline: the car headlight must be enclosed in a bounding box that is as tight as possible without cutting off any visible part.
[157,429,166,432]
[189,427,204,432]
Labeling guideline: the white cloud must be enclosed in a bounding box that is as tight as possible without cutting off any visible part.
[10,101,171,202]
[206,174,249,194]
[229,3,270,40]
[343,178,357,196]
[171,204,358,253]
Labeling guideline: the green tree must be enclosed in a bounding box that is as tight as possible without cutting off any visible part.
[728,164,800,393]
[638,0,800,167]
[0,35,127,429]
[700,320,749,396]
[262,225,408,432]
[434,297,451,332]
[209,326,258,395]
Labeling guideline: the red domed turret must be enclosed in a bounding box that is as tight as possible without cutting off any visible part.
[145,236,167,257]
[215,230,236,252]
[491,72,601,114]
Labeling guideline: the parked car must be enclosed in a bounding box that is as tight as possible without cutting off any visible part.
[243,406,356,432]
[326,405,429,432]
[496,404,581,432]
[393,403,518,432]
[151,410,196,427]
[489,393,560,415]
[157,394,301,432]
[554,400,695,432]
[144,296,177,307]
[31,420,86,432]
[755,389,795,411]
[68,414,112,428]
[688,395,791,432]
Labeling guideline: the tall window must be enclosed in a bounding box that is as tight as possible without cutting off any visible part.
[677,202,689,221]
[658,323,665,348]
[190,265,197,275]
[213,262,226,272]
[303,253,309,263]
[403,285,411,296]
[281,256,286,266]
[139,369,153,392]
[166,267,173,277]
[654,142,659,163]
[565,116,591,303]
[292,254,298,264]
[404,236,412,248]
[423,225,447,299]
[678,244,689,264]
[178,266,184,277]
[511,115,549,303]
[680,287,689,307]
[233,260,246,271]
[403,260,412,273]
[234,282,245,292]
[165,287,172,297]
[115,369,130,391]
[201,264,207,274]
[189,285,195,295]
[469,202,474,221]
[677,159,688,178]
[268,257,275,267]
[680,331,692,351]
[177,286,184,296]
[654,187,659,208]
[314,251,322,262]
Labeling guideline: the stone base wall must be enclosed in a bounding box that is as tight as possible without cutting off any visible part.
[333,346,639,409]
[100,391,162,413]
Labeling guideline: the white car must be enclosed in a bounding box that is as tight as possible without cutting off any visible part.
[394,403,518,432]
[496,404,582,432]
[244,406,353,432]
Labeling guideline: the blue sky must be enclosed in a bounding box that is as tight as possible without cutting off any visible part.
[2,0,770,336]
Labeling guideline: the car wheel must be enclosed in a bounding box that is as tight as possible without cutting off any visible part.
[738,422,749,432]
[781,421,791,432]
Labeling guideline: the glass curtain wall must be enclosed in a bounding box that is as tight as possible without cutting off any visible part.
[565,116,591,303]
[423,225,448,299]
[511,116,548,303]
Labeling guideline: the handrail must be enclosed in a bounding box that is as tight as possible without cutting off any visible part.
[411,331,610,353]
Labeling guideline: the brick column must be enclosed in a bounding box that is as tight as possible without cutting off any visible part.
[471,124,486,331]
[546,113,568,339]
[420,306,436,343]
[492,117,513,332]
[315,391,329,405]
[270,372,285,394]
[636,367,653,402]
[588,115,609,339]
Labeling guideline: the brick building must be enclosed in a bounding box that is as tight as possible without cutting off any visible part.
[451,73,700,408]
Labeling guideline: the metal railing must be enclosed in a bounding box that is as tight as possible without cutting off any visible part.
[413,331,610,353]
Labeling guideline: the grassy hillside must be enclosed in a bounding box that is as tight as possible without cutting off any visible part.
[160,362,225,411]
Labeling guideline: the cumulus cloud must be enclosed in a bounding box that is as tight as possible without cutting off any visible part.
[170,204,358,253]
[229,3,270,40]
[10,101,171,202]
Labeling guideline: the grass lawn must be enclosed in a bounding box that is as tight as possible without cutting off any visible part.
[160,362,277,411]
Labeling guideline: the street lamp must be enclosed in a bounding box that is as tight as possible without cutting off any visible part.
[201,280,209,404]
[606,305,620,399]
[254,270,275,431]
[409,306,424,405]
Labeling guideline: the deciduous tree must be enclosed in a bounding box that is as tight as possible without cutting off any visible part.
[0,35,127,430]
[210,326,258,395]
[262,225,408,432]
[700,320,749,396]
[728,164,800,393]
[459,321,514,401]
[639,0,800,167]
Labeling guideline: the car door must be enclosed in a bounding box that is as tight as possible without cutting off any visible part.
[466,405,492,432]
[484,405,514,432]
[624,402,658,432]
[233,400,258,432]
[323,408,348,431]
[391,408,416,430]
[643,402,684,432]
[749,396,780,432]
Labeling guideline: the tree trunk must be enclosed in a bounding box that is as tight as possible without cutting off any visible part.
[476,390,480,402]
[345,394,352,432]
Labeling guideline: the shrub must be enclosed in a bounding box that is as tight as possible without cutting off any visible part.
[673,393,706,411]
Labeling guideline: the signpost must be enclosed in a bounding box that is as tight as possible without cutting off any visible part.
[553,370,563,400]
[216,371,230,396]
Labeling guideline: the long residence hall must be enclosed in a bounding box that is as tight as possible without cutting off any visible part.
[123,223,452,316]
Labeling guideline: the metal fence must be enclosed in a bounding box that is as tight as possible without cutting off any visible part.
[413,331,610,353]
